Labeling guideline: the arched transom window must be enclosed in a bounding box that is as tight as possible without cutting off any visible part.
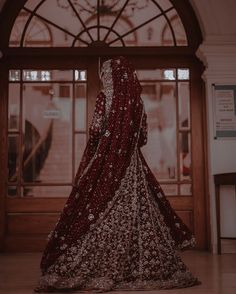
[10,0,188,47]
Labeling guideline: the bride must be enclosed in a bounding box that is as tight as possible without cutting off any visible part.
[34,56,200,292]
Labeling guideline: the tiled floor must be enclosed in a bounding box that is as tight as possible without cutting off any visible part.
[0,250,236,294]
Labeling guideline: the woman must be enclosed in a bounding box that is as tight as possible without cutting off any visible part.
[35,56,200,292]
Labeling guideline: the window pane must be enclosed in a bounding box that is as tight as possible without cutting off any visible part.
[141,81,177,180]
[179,132,191,180]
[136,69,176,81]
[37,0,82,36]
[180,184,192,195]
[23,70,74,81]
[166,10,188,46]
[23,185,72,197]
[24,0,42,11]
[161,184,178,196]
[9,70,20,81]
[9,10,31,47]
[23,15,74,47]
[75,84,87,131]
[178,81,190,129]
[8,83,20,131]
[75,70,87,81]
[8,135,19,183]
[22,83,72,183]
[74,133,87,176]
[23,70,51,81]
[178,69,189,80]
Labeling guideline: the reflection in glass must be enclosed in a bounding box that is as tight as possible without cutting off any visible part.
[22,83,72,184]
[180,184,192,195]
[23,15,53,47]
[161,184,178,196]
[9,10,31,47]
[37,0,82,36]
[8,135,19,183]
[23,70,75,81]
[179,132,191,180]
[8,83,20,131]
[166,10,188,46]
[136,69,176,81]
[178,82,190,129]
[178,69,190,80]
[141,81,177,180]
[75,84,87,131]
[75,70,87,81]
[9,70,20,81]
[23,70,51,81]
[74,133,87,175]
[23,185,72,197]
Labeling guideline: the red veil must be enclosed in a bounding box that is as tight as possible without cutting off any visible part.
[40,56,195,274]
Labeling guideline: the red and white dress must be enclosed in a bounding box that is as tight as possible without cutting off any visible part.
[35,57,200,292]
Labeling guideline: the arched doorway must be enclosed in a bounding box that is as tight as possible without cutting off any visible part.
[0,0,208,251]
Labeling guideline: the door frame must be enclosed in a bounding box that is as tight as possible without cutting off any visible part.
[0,53,210,251]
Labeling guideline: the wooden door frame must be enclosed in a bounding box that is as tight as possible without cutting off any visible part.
[0,53,210,251]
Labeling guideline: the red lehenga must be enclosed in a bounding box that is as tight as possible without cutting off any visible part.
[35,56,200,292]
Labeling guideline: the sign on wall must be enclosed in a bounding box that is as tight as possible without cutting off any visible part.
[213,85,236,139]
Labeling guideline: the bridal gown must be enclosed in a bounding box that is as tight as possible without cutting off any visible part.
[35,57,200,292]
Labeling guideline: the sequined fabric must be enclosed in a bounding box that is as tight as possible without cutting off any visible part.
[35,56,200,292]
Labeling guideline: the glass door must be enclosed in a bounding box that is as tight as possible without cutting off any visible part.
[5,57,206,251]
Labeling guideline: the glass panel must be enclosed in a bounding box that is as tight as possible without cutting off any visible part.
[74,133,87,175]
[23,16,74,47]
[75,70,87,81]
[166,9,188,46]
[180,183,192,195]
[178,81,190,129]
[72,0,97,28]
[24,0,42,11]
[126,15,174,47]
[141,81,177,180]
[9,70,20,81]
[161,19,175,46]
[8,83,20,131]
[23,185,72,197]
[179,132,191,180]
[136,69,176,81]
[161,184,178,196]
[22,83,72,183]
[178,69,190,80]
[9,10,31,47]
[8,186,18,197]
[8,135,19,183]
[50,70,73,81]
[23,70,51,81]
[75,84,87,131]
[22,70,73,81]
[36,0,82,36]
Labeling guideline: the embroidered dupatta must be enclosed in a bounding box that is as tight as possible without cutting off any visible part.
[40,56,195,275]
